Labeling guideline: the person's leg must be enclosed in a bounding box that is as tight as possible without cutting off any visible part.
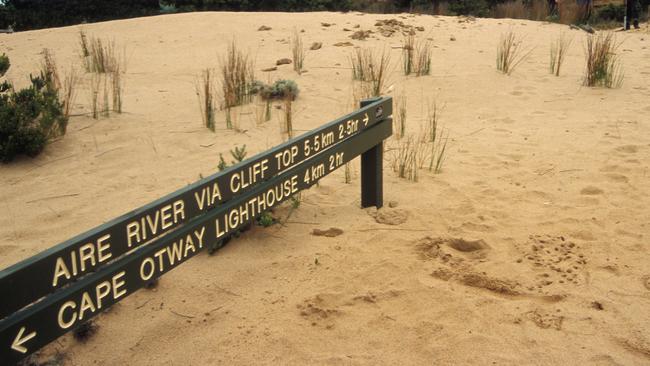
[625,0,632,29]
[632,0,640,28]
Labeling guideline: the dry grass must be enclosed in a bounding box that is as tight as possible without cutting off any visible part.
[583,32,623,88]
[110,64,123,113]
[62,67,79,119]
[402,34,415,76]
[42,49,78,120]
[292,28,305,74]
[282,97,294,139]
[41,49,61,91]
[102,76,110,117]
[425,110,449,174]
[402,35,432,76]
[350,48,391,96]
[392,135,421,182]
[429,135,449,174]
[415,41,433,76]
[344,162,352,184]
[197,69,216,131]
[394,94,407,139]
[78,30,126,115]
[550,34,572,76]
[89,74,100,119]
[369,49,390,96]
[424,100,441,143]
[350,48,372,81]
[79,30,123,74]
[496,30,532,75]
[221,41,255,109]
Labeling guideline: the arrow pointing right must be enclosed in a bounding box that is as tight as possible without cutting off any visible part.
[12,327,37,354]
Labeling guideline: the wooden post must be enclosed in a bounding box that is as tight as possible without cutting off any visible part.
[360,97,384,208]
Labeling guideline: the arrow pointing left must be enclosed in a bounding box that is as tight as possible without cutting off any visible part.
[12,327,37,354]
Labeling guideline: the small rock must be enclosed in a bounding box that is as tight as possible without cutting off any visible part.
[416,26,425,31]
[262,66,277,72]
[258,25,272,31]
[276,58,292,66]
[450,35,456,41]
[310,42,322,50]
[321,22,333,27]
[388,201,399,208]
[350,30,372,40]
[353,24,360,28]
[334,42,354,47]
[343,28,351,31]
[312,228,344,237]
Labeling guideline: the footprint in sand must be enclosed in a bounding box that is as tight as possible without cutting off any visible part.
[615,145,638,154]
[297,290,401,328]
[297,294,341,329]
[643,276,650,291]
[430,267,521,296]
[414,236,491,265]
[459,221,495,233]
[521,309,564,330]
[515,235,587,291]
[580,186,604,195]
[605,174,629,184]
[372,208,408,225]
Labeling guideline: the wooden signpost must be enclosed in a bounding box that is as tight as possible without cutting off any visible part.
[0,97,392,364]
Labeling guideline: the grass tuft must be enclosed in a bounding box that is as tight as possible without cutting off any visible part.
[350,48,391,96]
[62,67,79,119]
[110,64,123,113]
[402,34,432,77]
[402,34,415,75]
[496,30,532,75]
[423,100,449,174]
[79,30,123,74]
[549,33,572,77]
[197,69,216,131]
[392,135,421,182]
[292,28,305,74]
[394,94,407,139]
[583,32,623,88]
[283,97,293,139]
[221,41,255,109]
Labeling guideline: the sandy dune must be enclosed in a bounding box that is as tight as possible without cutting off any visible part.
[1,11,650,365]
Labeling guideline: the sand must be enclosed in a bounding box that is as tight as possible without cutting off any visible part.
[1,11,650,365]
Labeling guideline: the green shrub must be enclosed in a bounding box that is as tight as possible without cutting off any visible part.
[594,4,625,22]
[448,0,489,16]
[260,79,299,100]
[0,67,67,162]
[257,211,275,227]
[0,53,9,77]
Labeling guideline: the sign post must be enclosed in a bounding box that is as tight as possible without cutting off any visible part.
[0,97,393,365]
[360,98,384,209]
